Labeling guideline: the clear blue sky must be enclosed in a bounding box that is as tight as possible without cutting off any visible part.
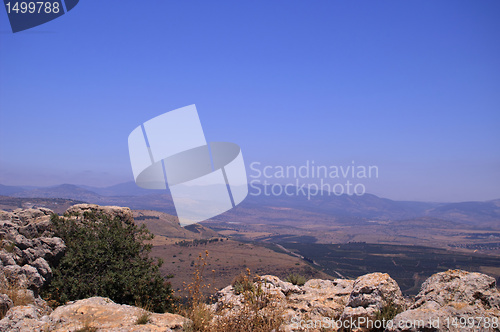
[0,0,499,202]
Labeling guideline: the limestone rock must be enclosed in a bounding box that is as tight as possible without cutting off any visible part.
[11,208,53,225]
[282,278,355,331]
[213,285,245,311]
[0,297,188,332]
[340,272,406,328]
[3,265,28,288]
[65,204,134,223]
[0,207,65,325]
[0,251,17,266]
[413,269,499,309]
[49,297,189,331]
[21,265,44,289]
[0,294,13,316]
[0,305,49,332]
[388,270,500,332]
[213,277,287,313]
[23,236,66,263]
[0,207,65,273]
[31,257,52,281]
[261,275,303,295]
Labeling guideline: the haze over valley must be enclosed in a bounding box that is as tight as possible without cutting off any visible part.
[1,181,499,295]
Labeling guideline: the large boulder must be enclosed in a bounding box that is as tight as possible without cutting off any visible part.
[388,270,500,332]
[10,208,53,225]
[413,269,500,309]
[282,278,354,331]
[0,297,189,332]
[340,272,406,329]
[49,297,189,331]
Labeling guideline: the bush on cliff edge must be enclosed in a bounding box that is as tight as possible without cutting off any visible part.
[42,212,173,313]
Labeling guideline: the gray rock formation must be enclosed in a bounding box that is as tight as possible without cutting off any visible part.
[65,203,134,223]
[388,270,500,332]
[340,272,407,328]
[209,271,499,331]
[0,208,65,293]
[283,277,354,329]
[0,294,13,317]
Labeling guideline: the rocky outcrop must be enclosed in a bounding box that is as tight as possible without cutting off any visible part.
[64,204,134,223]
[388,270,500,332]
[208,271,500,332]
[0,205,189,331]
[283,277,354,328]
[0,208,65,293]
[0,297,189,332]
[0,204,134,297]
[0,207,65,330]
[340,272,406,329]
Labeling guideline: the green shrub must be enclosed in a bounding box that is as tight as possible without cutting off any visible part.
[285,273,307,286]
[42,212,173,313]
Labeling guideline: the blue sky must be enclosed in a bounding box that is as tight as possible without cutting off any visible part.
[0,0,499,202]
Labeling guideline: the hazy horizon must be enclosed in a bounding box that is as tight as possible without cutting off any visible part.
[1,179,499,204]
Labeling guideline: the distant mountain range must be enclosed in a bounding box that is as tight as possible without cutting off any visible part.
[1,182,499,227]
[0,182,177,215]
[0,182,162,198]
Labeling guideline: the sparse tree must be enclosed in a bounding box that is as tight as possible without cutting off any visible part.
[43,212,173,313]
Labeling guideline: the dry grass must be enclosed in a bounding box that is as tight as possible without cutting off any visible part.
[184,302,214,332]
[232,269,256,295]
[135,310,151,325]
[177,250,216,332]
[178,253,285,332]
[211,270,285,332]
[135,302,153,325]
[0,273,34,319]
